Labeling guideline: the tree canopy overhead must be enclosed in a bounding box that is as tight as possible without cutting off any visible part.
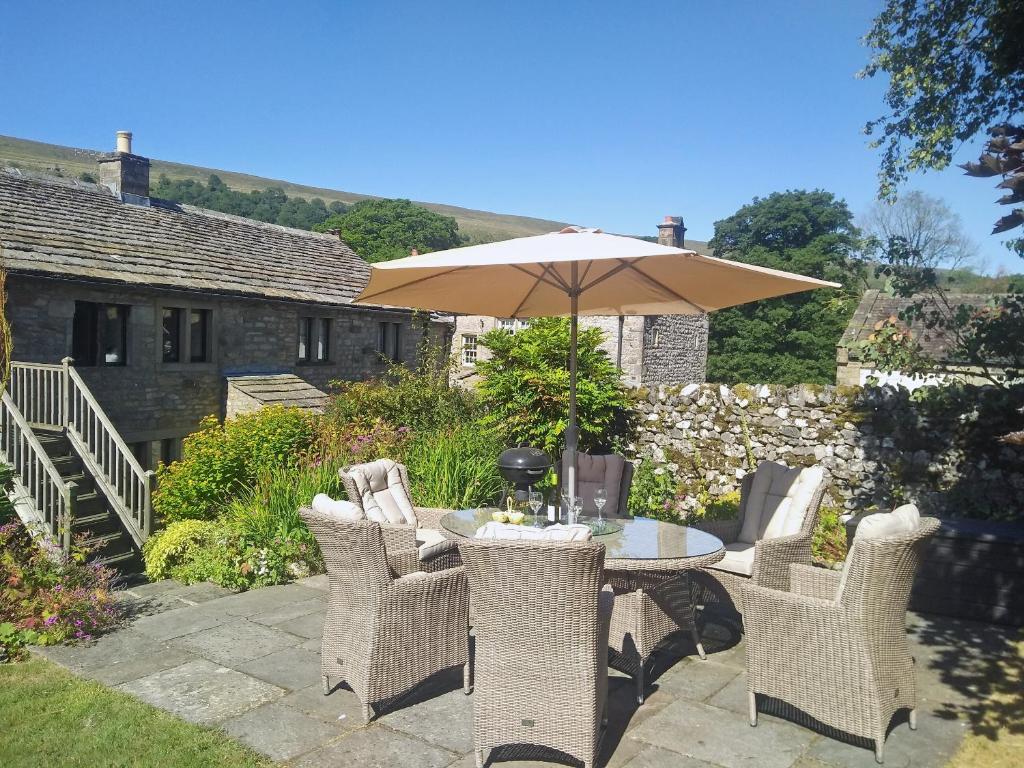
[314,198,461,263]
[862,0,1024,198]
[706,190,864,386]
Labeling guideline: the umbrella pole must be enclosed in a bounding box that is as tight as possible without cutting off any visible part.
[566,263,579,508]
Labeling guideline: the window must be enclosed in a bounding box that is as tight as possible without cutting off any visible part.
[72,301,128,367]
[190,309,210,362]
[161,306,211,364]
[298,317,331,363]
[377,322,401,362]
[159,437,181,465]
[162,308,182,362]
[461,334,478,366]
[498,318,529,333]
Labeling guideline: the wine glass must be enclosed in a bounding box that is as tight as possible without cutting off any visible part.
[594,487,607,527]
[528,490,544,527]
[560,490,570,524]
[570,495,583,526]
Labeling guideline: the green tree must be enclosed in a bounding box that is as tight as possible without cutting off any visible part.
[706,191,864,385]
[862,0,1023,197]
[474,318,632,456]
[313,199,461,262]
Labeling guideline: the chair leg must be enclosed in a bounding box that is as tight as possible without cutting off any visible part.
[322,675,330,695]
[362,703,372,724]
[908,708,917,730]
[636,665,645,705]
[463,662,473,694]
[748,692,757,727]
[474,748,485,768]
[691,626,707,660]
[874,738,884,764]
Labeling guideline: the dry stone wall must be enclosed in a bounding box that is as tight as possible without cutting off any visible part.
[631,382,1024,519]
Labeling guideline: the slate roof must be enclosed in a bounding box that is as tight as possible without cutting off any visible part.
[839,289,1001,364]
[0,169,371,306]
[227,374,328,412]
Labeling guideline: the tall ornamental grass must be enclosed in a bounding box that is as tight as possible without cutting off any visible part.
[404,426,505,509]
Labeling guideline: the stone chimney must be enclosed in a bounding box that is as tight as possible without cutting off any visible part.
[657,215,686,248]
[97,130,150,205]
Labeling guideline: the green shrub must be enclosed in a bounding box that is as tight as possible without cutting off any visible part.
[812,505,848,565]
[628,461,679,518]
[475,317,634,455]
[0,520,121,660]
[154,407,316,523]
[0,464,16,524]
[325,339,477,435]
[142,519,221,581]
[403,425,505,509]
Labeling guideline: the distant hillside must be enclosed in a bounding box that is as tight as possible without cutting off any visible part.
[0,134,568,244]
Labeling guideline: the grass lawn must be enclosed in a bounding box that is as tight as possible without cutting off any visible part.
[947,634,1024,768]
[0,657,273,768]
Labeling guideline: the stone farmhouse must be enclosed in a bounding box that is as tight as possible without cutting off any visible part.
[835,289,1005,389]
[451,216,710,388]
[0,132,447,566]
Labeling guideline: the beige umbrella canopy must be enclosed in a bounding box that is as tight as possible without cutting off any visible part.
[354,226,840,497]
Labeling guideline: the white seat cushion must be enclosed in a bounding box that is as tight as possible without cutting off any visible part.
[416,528,449,560]
[311,494,363,521]
[709,542,755,576]
[348,460,418,527]
[739,462,823,544]
[856,503,921,540]
[474,522,593,542]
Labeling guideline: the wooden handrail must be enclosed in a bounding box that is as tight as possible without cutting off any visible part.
[1,390,72,542]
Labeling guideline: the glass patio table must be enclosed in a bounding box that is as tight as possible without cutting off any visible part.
[439,509,725,703]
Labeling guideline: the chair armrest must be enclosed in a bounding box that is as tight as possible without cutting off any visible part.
[390,565,468,602]
[751,530,813,591]
[387,548,421,578]
[418,538,463,572]
[692,518,741,544]
[789,563,841,601]
[414,506,455,530]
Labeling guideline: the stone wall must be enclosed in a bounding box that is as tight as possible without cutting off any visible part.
[632,381,1024,518]
[7,275,432,462]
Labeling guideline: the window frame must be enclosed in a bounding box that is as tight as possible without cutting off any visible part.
[461,333,478,366]
[158,302,214,367]
[377,321,402,363]
[162,307,183,363]
[298,316,332,364]
[72,301,129,367]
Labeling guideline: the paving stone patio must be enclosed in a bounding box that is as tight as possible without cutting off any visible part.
[33,576,1016,768]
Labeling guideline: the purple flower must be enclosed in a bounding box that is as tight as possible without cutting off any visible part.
[44,615,59,626]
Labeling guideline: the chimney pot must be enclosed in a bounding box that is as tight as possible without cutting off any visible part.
[116,130,133,154]
[657,215,686,248]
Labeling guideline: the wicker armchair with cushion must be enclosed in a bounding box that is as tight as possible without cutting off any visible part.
[459,538,613,768]
[555,451,634,518]
[695,460,826,612]
[299,509,471,723]
[339,458,461,572]
[741,505,940,763]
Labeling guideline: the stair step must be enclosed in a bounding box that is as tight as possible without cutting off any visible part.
[82,531,124,549]
[52,455,82,474]
[72,511,114,529]
[93,550,141,568]
[63,473,95,493]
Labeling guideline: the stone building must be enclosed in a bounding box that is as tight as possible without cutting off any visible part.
[451,216,710,388]
[835,289,1005,389]
[1,132,443,469]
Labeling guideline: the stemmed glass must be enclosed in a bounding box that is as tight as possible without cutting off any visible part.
[594,487,607,529]
[571,495,583,525]
[528,490,544,528]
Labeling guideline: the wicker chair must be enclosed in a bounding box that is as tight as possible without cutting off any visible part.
[695,461,826,613]
[299,508,471,722]
[340,459,461,572]
[741,508,940,763]
[555,451,634,518]
[459,538,613,768]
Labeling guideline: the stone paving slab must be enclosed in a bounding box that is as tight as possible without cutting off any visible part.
[117,658,285,725]
[36,578,1014,768]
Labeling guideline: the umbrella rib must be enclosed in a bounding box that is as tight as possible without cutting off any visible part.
[622,259,707,312]
[357,265,468,302]
[511,263,571,292]
[510,265,551,318]
[580,260,633,293]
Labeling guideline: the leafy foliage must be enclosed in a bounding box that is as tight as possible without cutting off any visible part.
[474,317,633,455]
[960,123,1024,258]
[142,520,221,582]
[153,407,317,524]
[813,505,849,566]
[861,0,1024,198]
[403,426,505,509]
[861,190,978,270]
[314,198,461,262]
[151,174,346,230]
[706,190,864,385]
[0,521,120,661]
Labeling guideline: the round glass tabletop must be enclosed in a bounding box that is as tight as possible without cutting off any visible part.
[439,508,723,562]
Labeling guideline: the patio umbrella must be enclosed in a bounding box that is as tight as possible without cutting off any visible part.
[353,226,840,499]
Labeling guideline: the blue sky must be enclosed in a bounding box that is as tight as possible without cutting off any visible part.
[1,0,1018,272]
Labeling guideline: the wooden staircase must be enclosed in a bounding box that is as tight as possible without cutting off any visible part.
[34,428,142,570]
[1,359,154,574]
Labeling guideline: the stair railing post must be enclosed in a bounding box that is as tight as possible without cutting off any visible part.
[62,479,78,554]
[61,357,73,432]
[143,470,156,537]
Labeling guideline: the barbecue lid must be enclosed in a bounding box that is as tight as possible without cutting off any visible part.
[497,446,552,471]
